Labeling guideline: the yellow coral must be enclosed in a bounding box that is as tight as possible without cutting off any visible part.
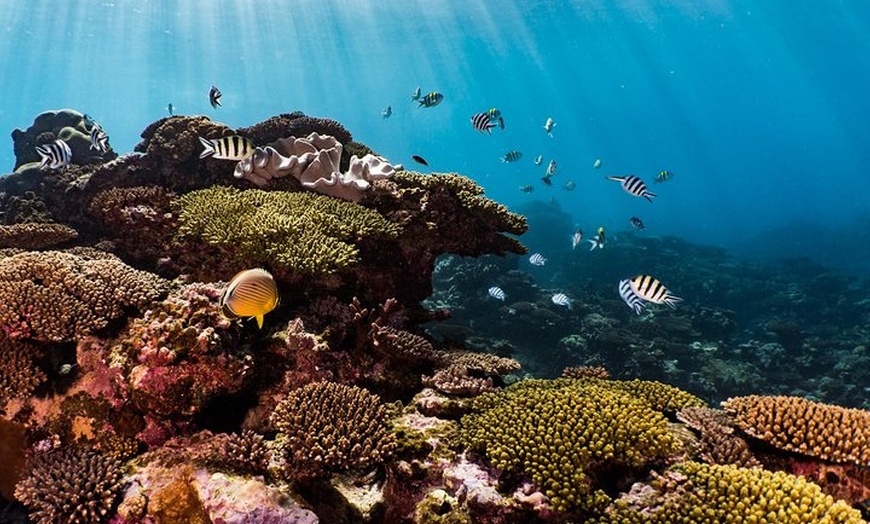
[597,462,864,523]
[176,186,402,277]
[722,395,870,465]
[461,378,680,513]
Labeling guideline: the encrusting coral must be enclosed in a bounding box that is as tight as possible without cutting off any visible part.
[0,250,168,342]
[722,394,870,465]
[597,462,865,523]
[175,185,402,279]
[14,446,126,524]
[461,378,683,513]
[271,381,395,479]
[0,222,78,249]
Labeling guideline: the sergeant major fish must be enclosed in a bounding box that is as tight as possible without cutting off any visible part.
[607,175,656,202]
[89,125,109,154]
[519,184,534,193]
[418,91,444,108]
[618,279,647,315]
[199,135,255,160]
[488,286,506,301]
[551,293,572,309]
[529,253,547,266]
[36,139,72,170]
[628,275,683,309]
[629,216,646,231]
[487,108,505,129]
[471,112,497,134]
[655,170,674,183]
[501,150,522,163]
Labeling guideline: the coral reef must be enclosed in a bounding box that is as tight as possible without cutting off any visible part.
[271,381,395,479]
[0,222,78,249]
[722,394,870,465]
[461,378,682,513]
[676,406,761,468]
[14,446,126,524]
[236,112,353,147]
[11,109,116,171]
[0,250,168,342]
[563,365,610,379]
[597,462,865,523]
[0,334,45,405]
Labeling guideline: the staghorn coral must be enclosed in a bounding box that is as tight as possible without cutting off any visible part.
[563,365,610,379]
[233,132,396,201]
[14,446,126,524]
[0,250,168,342]
[175,186,401,279]
[598,462,865,523]
[722,395,870,465]
[676,406,761,468]
[461,378,681,513]
[271,381,395,479]
[0,333,45,404]
[0,222,78,249]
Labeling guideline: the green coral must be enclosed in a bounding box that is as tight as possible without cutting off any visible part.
[175,186,402,277]
[602,379,706,413]
[598,462,865,523]
[461,378,681,514]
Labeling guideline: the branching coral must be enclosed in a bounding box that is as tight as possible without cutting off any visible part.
[175,186,402,278]
[0,334,45,404]
[0,223,78,249]
[598,462,864,523]
[0,250,168,342]
[722,395,870,465]
[461,378,681,513]
[563,365,610,379]
[676,406,760,468]
[270,381,394,479]
[204,430,271,476]
[422,366,496,397]
[14,446,126,524]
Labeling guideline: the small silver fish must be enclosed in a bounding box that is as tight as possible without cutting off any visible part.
[488,286,506,301]
[571,229,583,249]
[551,293,572,309]
[529,253,547,266]
[534,155,543,166]
[593,158,602,169]
[36,139,72,170]
[546,159,557,176]
[543,117,556,137]
[89,125,109,154]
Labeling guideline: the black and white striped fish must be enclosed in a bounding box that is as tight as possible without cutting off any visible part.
[607,175,656,202]
[209,85,222,108]
[551,293,572,309]
[418,91,444,108]
[529,253,547,266]
[618,279,647,315]
[471,112,497,134]
[36,139,72,170]
[89,125,109,154]
[629,216,646,231]
[199,135,255,160]
[488,286,506,301]
[629,275,682,309]
[501,150,522,163]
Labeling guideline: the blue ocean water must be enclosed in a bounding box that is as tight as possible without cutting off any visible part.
[2,0,869,273]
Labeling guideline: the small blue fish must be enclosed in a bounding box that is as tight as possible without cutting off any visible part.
[546,160,557,176]
[488,286,506,301]
[534,155,543,166]
[629,216,646,231]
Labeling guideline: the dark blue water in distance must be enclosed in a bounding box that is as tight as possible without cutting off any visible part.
[1,0,869,274]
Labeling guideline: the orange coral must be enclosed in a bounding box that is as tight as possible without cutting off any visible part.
[722,395,870,465]
[0,250,168,342]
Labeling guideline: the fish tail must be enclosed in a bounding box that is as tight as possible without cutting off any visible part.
[644,192,657,202]
[199,136,215,159]
[664,295,683,309]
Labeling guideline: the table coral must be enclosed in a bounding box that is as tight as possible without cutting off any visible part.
[0,222,78,249]
[14,446,126,524]
[175,186,402,279]
[722,394,870,465]
[271,381,395,479]
[0,250,168,342]
[461,378,682,514]
[597,462,865,523]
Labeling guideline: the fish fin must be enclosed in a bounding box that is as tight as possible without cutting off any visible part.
[644,192,657,202]
[198,136,215,159]
[255,314,264,329]
[664,295,683,309]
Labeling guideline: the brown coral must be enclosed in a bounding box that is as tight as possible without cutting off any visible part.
[722,395,870,465]
[0,250,169,342]
[0,334,45,404]
[0,223,77,249]
[422,365,496,397]
[271,381,394,479]
[14,446,126,524]
[206,430,271,476]
[236,112,353,146]
[676,406,761,468]
[563,365,610,379]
